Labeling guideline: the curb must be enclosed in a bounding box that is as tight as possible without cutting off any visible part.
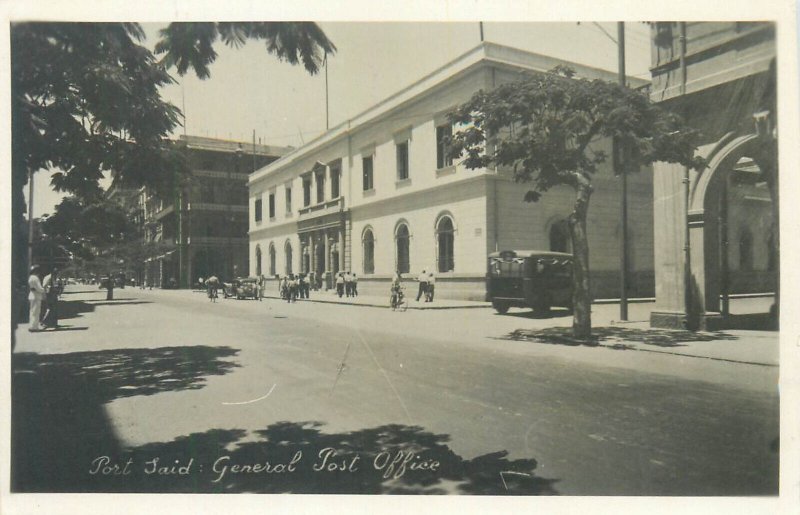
[258,295,490,310]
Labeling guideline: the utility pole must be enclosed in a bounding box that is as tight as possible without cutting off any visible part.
[27,168,34,271]
[618,22,629,321]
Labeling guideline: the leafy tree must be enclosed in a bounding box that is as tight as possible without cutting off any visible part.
[155,22,336,79]
[11,21,334,308]
[448,67,705,340]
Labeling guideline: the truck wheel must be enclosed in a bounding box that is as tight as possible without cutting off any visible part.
[493,302,509,314]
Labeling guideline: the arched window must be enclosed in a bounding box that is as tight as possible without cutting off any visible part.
[396,223,410,274]
[549,219,572,253]
[739,228,753,271]
[285,241,293,275]
[255,245,262,276]
[269,243,276,276]
[436,216,455,273]
[363,228,375,274]
[767,230,777,272]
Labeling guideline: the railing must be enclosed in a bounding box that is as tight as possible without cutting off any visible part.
[187,236,248,245]
[298,197,344,218]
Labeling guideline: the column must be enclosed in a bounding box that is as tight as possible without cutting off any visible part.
[310,234,316,273]
[324,230,331,273]
[338,228,345,272]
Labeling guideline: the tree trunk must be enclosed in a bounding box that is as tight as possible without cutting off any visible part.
[568,176,593,342]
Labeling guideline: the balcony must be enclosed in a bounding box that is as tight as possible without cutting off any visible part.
[187,203,248,213]
[298,197,344,220]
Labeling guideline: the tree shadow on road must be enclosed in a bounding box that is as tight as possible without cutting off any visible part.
[497,308,572,320]
[83,300,154,307]
[57,299,96,320]
[13,345,240,402]
[498,326,740,348]
[21,421,559,495]
[11,345,242,492]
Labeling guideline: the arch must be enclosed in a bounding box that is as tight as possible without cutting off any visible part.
[362,225,375,275]
[435,214,455,273]
[395,221,410,274]
[547,218,572,254]
[268,242,276,276]
[284,240,293,276]
[689,133,776,316]
[689,132,759,215]
[255,244,262,277]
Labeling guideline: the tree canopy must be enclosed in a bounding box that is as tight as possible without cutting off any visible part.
[448,67,705,340]
[155,22,336,79]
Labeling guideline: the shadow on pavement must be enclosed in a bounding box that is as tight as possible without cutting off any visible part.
[16,418,559,494]
[83,300,153,307]
[499,326,740,348]
[498,308,572,320]
[57,299,96,320]
[11,345,242,492]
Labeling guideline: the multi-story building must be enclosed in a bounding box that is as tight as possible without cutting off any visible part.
[249,42,651,300]
[142,135,290,288]
[648,22,777,329]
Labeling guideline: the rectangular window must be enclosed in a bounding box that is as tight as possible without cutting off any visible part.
[330,161,341,198]
[254,198,262,222]
[268,193,275,219]
[316,171,326,204]
[436,123,453,169]
[362,155,374,191]
[285,186,292,213]
[396,141,409,180]
[303,176,311,206]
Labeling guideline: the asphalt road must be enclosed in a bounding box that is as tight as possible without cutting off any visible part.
[11,286,779,496]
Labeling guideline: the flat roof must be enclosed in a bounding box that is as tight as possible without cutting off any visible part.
[250,41,650,185]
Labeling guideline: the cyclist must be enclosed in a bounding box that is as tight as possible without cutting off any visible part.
[206,275,220,302]
[390,272,404,309]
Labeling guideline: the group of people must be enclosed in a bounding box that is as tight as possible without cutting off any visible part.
[279,273,311,302]
[335,271,359,298]
[27,265,61,332]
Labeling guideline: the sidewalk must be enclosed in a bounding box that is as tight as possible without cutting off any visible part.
[257,289,490,309]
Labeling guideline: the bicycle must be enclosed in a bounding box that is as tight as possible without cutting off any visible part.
[208,286,218,303]
[389,289,408,311]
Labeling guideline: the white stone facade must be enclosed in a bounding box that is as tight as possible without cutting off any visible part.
[249,42,652,300]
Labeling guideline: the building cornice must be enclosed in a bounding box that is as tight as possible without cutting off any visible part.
[249,42,650,187]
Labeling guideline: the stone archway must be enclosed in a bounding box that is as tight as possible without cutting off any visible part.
[686,132,777,327]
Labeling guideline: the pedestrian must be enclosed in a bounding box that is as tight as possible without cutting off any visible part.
[344,270,353,297]
[416,269,429,302]
[426,271,436,302]
[280,275,289,300]
[41,267,60,329]
[287,274,297,303]
[27,265,45,332]
[300,273,309,299]
[352,272,358,296]
[206,275,220,302]
[198,276,205,291]
[336,272,345,298]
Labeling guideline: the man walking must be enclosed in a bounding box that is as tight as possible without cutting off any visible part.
[351,273,359,297]
[416,269,428,302]
[27,265,45,332]
[42,267,60,328]
[426,271,436,302]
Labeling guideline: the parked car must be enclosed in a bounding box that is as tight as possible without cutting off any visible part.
[223,277,260,300]
[486,250,573,314]
[234,277,258,300]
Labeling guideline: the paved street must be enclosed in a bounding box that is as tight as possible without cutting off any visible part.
[11,286,779,495]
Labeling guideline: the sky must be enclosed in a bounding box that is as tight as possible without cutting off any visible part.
[26,22,653,218]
